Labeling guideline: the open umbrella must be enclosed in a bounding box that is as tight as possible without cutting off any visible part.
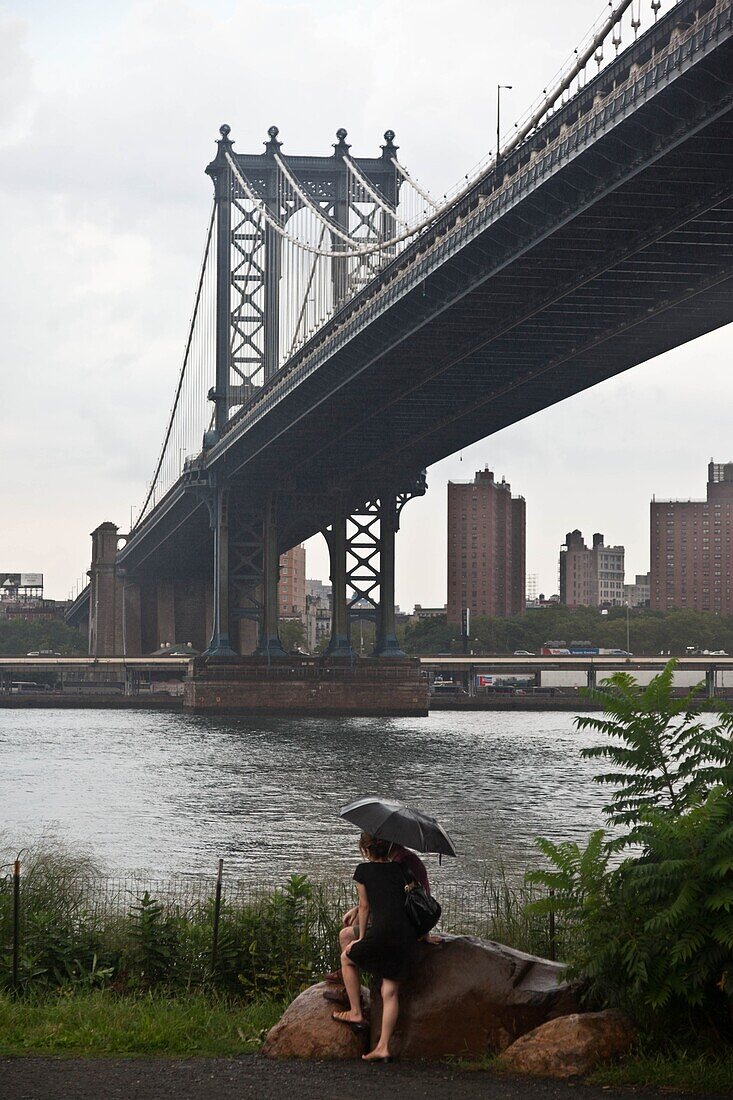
[340,796,457,856]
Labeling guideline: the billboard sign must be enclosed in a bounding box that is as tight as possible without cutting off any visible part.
[0,573,43,589]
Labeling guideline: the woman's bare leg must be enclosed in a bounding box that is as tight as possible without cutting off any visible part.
[338,925,356,952]
[363,978,398,1059]
[332,947,364,1023]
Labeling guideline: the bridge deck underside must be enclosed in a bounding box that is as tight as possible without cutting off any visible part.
[281,123,733,504]
[123,27,733,575]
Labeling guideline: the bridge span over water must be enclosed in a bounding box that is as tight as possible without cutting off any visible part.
[66,0,733,713]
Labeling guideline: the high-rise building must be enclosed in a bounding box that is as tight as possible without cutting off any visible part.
[447,468,525,623]
[650,461,733,613]
[559,531,625,607]
[279,545,306,616]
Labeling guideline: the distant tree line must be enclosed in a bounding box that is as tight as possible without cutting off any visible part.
[401,606,733,657]
[0,618,87,657]
[7,606,733,660]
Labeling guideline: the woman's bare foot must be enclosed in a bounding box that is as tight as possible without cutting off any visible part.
[362,1046,391,1061]
[331,1009,365,1026]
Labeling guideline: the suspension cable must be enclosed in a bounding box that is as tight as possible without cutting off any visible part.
[274,153,363,247]
[136,202,216,527]
[226,152,362,257]
[343,154,408,227]
[391,159,439,211]
[234,0,639,265]
[287,224,327,358]
[497,0,636,163]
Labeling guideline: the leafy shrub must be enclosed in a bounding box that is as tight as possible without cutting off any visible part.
[527,661,733,1040]
[0,850,346,1000]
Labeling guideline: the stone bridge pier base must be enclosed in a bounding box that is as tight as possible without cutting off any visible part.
[184,480,428,715]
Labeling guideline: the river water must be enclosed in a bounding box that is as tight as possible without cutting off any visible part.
[1,709,611,886]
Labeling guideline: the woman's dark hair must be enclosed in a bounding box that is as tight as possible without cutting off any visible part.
[359,832,391,860]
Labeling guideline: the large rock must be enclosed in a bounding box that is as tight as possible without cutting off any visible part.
[262,981,370,1060]
[369,934,578,1059]
[498,1009,635,1078]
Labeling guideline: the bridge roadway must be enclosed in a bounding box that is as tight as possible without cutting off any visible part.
[119,0,733,580]
[418,655,733,674]
[0,657,189,695]
[2,652,730,681]
[419,654,733,695]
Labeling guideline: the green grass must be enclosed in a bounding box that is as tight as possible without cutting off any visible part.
[589,1047,733,1095]
[0,991,284,1057]
[452,1048,733,1095]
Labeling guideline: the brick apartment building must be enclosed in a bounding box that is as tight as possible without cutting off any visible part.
[278,545,306,617]
[447,468,525,623]
[559,531,625,607]
[650,461,733,612]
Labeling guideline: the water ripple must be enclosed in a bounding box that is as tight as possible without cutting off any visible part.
[1,709,610,885]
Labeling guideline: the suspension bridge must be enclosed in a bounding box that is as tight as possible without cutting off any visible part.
[67,0,733,713]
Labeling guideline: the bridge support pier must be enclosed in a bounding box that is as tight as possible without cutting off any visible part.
[587,667,597,691]
[255,496,286,658]
[89,522,124,657]
[706,665,717,700]
[205,485,237,658]
[325,511,355,658]
[122,578,142,657]
[374,494,405,658]
[156,579,176,649]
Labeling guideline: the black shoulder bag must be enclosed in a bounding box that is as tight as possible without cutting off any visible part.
[403,870,441,936]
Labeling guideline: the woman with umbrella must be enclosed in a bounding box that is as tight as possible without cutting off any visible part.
[332,831,418,1062]
[332,799,456,1062]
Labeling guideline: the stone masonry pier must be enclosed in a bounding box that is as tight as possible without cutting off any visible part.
[183,656,428,716]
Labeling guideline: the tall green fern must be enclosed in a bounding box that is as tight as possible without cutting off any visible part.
[526,662,733,1037]
[575,661,733,842]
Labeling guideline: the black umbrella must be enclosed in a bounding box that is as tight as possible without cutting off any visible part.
[340,796,457,856]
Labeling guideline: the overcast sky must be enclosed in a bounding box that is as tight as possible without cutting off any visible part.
[1,0,730,607]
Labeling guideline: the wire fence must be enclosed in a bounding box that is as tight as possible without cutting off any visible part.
[0,858,567,997]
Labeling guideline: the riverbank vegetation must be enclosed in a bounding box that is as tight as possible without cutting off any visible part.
[0,618,86,657]
[527,663,733,1070]
[402,604,733,656]
[0,842,557,1000]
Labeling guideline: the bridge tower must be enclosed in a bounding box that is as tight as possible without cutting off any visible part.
[196,124,423,662]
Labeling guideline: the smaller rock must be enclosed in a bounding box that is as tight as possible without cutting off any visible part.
[498,1009,635,1079]
[262,982,370,1060]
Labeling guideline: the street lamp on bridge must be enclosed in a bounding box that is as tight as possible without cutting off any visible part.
[496,84,513,165]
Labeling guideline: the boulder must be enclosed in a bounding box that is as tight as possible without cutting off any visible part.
[498,1009,635,1078]
[262,981,370,1060]
[369,934,578,1060]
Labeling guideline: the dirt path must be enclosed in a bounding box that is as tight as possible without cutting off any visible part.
[0,1055,705,1100]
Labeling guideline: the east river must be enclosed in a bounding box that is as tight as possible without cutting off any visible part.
[1,709,611,886]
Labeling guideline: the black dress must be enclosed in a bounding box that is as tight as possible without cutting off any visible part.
[347,861,418,982]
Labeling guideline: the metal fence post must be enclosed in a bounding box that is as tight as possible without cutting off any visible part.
[548,888,556,961]
[12,859,20,989]
[211,859,224,973]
